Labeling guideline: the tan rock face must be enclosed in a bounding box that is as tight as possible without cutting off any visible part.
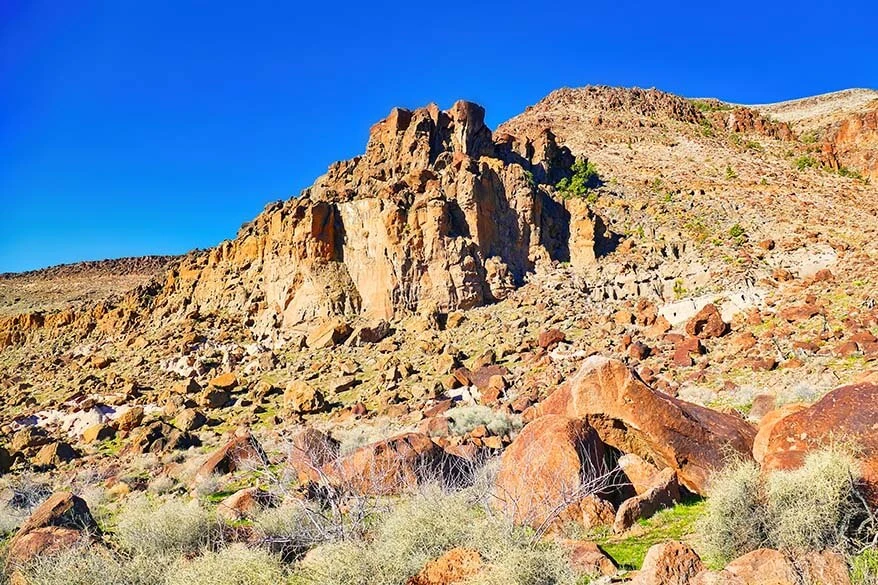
[761,382,878,505]
[634,541,703,585]
[821,103,878,181]
[535,356,756,495]
[492,414,608,529]
[407,547,483,585]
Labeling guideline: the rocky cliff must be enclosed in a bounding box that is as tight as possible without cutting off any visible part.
[1,101,613,346]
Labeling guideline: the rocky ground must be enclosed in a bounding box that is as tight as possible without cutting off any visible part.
[1,85,877,585]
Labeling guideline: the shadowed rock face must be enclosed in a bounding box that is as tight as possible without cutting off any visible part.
[2,100,606,345]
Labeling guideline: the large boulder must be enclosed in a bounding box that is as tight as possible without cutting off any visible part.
[693,548,850,585]
[684,304,727,338]
[194,430,270,485]
[493,415,609,529]
[287,427,340,484]
[761,382,878,505]
[634,541,703,585]
[535,356,755,494]
[322,432,447,495]
[6,492,99,569]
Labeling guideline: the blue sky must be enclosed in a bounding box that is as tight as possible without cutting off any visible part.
[1,0,875,273]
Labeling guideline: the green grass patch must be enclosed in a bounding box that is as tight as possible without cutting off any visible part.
[595,498,706,570]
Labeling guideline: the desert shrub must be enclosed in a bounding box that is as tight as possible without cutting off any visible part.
[114,495,217,556]
[764,449,866,551]
[295,484,576,585]
[254,503,332,551]
[0,477,52,537]
[445,405,521,437]
[795,155,818,170]
[698,459,765,563]
[167,545,286,585]
[556,159,600,199]
[19,545,168,585]
[699,447,872,563]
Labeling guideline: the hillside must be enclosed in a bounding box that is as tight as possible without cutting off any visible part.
[1,86,877,584]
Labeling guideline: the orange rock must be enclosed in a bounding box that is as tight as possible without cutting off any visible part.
[407,548,482,585]
[633,541,703,585]
[493,414,607,528]
[535,356,755,495]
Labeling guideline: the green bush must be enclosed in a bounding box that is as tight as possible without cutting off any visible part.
[114,496,218,556]
[556,160,600,199]
[697,460,764,563]
[698,448,872,563]
[851,548,878,585]
[445,405,521,437]
[167,545,286,585]
[795,155,818,170]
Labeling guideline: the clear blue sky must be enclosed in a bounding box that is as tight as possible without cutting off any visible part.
[1,0,875,273]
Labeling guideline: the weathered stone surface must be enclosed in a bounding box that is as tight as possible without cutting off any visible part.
[619,453,661,495]
[560,540,617,578]
[115,406,144,431]
[535,356,755,494]
[493,414,608,528]
[614,467,681,533]
[287,427,340,484]
[283,380,326,414]
[307,318,353,349]
[407,547,483,585]
[217,487,275,521]
[322,432,445,495]
[6,526,85,568]
[194,430,270,484]
[721,549,797,585]
[125,421,198,455]
[32,441,79,468]
[209,372,239,390]
[761,382,878,505]
[633,541,703,585]
[684,304,727,339]
[751,403,807,463]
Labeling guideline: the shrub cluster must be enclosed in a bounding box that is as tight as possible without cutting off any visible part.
[698,448,874,564]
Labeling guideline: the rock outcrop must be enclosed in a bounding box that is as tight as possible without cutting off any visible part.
[761,382,878,505]
[0,101,612,347]
[535,356,756,494]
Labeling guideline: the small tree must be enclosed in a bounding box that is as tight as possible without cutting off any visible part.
[556,159,600,199]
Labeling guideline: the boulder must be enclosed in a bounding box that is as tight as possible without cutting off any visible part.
[751,403,807,463]
[619,454,661,495]
[82,423,116,443]
[493,415,608,529]
[322,432,445,495]
[684,304,727,338]
[287,427,340,484]
[115,406,145,431]
[535,356,755,494]
[345,320,391,346]
[284,380,326,414]
[217,487,275,521]
[125,421,199,455]
[633,541,703,585]
[614,468,681,533]
[761,382,878,505]
[560,540,617,578]
[32,441,79,468]
[307,318,353,349]
[200,386,231,409]
[407,547,483,585]
[721,549,797,584]
[209,372,239,390]
[5,526,85,568]
[194,430,270,485]
[538,329,566,349]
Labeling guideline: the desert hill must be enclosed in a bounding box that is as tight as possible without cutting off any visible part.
[0,86,877,584]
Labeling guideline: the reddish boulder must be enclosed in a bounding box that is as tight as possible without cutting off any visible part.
[752,403,807,463]
[287,427,340,484]
[685,304,727,339]
[407,547,482,585]
[322,432,445,495]
[538,329,566,349]
[535,356,755,495]
[194,430,269,485]
[561,540,617,578]
[217,487,275,521]
[614,467,681,533]
[634,541,703,585]
[762,382,878,505]
[493,415,608,529]
[720,549,797,584]
[5,526,85,568]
